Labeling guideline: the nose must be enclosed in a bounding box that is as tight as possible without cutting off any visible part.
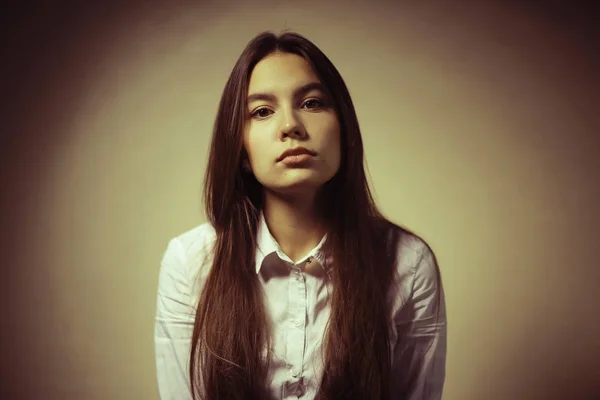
[279,109,306,141]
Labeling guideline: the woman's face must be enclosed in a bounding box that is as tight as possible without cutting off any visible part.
[243,52,341,196]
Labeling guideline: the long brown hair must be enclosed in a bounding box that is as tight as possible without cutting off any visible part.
[191,31,414,399]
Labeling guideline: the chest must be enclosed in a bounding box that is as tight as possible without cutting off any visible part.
[259,267,403,399]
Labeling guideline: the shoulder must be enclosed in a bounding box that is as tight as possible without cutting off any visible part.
[397,228,435,268]
[174,221,218,262]
[161,222,218,298]
[377,219,441,306]
[374,218,435,267]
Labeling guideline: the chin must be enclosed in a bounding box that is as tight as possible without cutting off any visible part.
[264,176,327,195]
[257,168,338,193]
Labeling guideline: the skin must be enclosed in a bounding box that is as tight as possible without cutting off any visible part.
[243,52,341,263]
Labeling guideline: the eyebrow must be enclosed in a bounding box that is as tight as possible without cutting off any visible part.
[247,82,327,104]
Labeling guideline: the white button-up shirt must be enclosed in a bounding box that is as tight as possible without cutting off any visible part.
[154,214,446,399]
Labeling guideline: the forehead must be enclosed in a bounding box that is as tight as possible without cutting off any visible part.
[248,52,320,91]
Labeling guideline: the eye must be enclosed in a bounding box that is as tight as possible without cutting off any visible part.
[302,98,324,110]
[251,107,273,119]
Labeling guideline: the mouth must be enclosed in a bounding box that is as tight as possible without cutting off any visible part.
[277,147,317,162]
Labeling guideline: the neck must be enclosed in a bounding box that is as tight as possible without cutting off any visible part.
[262,189,325,263]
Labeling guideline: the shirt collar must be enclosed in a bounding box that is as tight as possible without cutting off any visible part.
[255,211,329,274]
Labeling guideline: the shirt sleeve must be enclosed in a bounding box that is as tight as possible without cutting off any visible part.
[391,245,447,399]
[154,238,196,400]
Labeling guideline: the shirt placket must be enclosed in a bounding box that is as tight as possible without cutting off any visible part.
[285,264,307,397]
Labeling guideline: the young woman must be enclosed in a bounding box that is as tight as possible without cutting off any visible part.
[154,31,446,400]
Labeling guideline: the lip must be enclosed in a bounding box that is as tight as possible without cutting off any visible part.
[277,147,317,162]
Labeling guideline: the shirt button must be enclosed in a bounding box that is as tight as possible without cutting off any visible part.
[290,367,299,377]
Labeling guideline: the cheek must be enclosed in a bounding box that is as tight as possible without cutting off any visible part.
[244,128,271,167]
[323,122,342,167]
[242,129,250,156]
[243,128,259,161]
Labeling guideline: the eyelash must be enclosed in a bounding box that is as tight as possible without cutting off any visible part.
[250,98,325,119]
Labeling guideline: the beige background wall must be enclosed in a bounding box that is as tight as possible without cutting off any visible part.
[2,1,598,399]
